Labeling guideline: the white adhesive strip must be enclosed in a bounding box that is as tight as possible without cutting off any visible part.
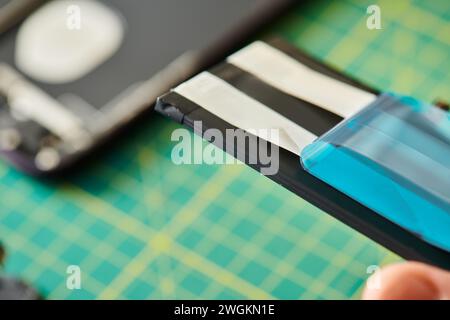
[228,41,376,118]
[173,72,317,154]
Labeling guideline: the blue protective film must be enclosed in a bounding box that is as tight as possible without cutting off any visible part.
[301,93,450,252]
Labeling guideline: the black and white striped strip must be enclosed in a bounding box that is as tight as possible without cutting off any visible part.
[170,40,376,154]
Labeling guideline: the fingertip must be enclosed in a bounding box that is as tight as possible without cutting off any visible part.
[362,262,449,300]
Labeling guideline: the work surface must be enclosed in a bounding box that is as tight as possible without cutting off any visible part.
[1,0,448,299]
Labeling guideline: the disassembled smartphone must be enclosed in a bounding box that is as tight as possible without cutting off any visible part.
[0,0,293,174]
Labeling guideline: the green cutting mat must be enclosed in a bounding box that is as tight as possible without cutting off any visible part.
[1,0,448,299]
